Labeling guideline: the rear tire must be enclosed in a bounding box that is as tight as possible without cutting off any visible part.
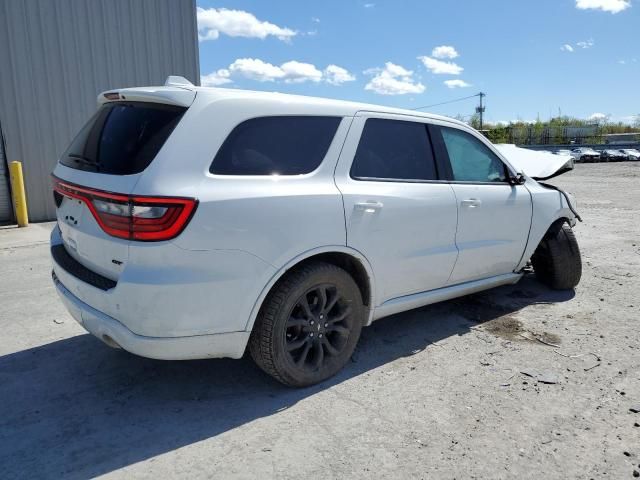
[531,223,582,290]
[249,262,364,387]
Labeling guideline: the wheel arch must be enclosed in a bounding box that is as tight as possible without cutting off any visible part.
[516,212,574,271]
[244,246,376,333]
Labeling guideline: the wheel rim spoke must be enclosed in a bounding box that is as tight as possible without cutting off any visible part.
[313,341,324,369]
[323,289,339,314]
[299,295,314,319]
[327,325,350,336]
[317,287,328,313]
[328,306,351,324]
[287,317,308,328]
[286,337,308,351]
[296,341,312,366]
[322,336,340,356]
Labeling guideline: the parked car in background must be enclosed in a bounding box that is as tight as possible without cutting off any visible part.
[619,149,640,161]
[571,147,600,163]
[554,149,576,158]
[50,78,582,387]
[601,149,627,162]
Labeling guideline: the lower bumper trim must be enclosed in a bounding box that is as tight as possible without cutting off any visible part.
[53,272,250,360]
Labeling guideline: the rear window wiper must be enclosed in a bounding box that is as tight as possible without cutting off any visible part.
[66,154,100,171]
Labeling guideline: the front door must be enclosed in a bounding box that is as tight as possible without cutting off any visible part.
[432,125,532,285]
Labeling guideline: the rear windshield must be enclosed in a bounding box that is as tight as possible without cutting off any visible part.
[210,116,341,175]
[60,102,186,175]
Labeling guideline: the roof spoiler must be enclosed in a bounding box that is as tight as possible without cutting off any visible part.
[97,85,196,108]
[164,75,195,87]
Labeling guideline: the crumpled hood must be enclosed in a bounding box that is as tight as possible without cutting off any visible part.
[494,144,574,180]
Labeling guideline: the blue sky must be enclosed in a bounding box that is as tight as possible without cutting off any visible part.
[196,0,639,124]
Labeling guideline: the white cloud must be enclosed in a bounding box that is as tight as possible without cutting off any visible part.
[200,69,232,86]
[432,45,459,59]
[311,17,320,23]
[324,65,356,85]
[444,79,471,89]
[197,7,296,42]
[364,3,376,7]
[588,112,609,122]
[229,58,286,82]
[364,62,425,95]
[561,44,575,52]
[576,39,595,48]
[418,56,464,75]
[280,61,323,83]
[576,0,631,13]
[206,58,354,85]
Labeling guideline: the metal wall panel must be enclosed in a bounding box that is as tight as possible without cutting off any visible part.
[0,0,200,221]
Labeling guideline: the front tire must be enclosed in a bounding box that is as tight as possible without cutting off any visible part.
[531,223,582,290]
[249,262,364,387]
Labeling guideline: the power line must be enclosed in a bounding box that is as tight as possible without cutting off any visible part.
[411,93,482,111]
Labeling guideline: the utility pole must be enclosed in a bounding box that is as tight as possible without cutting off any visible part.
[476,92,486,130]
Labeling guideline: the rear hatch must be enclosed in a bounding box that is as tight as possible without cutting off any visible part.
[52,87,195,282]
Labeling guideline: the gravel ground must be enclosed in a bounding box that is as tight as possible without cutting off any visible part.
[1,162,639,479]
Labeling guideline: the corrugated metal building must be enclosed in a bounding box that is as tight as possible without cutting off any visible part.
[0,0,200,222]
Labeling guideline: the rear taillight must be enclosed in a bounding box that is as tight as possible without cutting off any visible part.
[52,176,197,241]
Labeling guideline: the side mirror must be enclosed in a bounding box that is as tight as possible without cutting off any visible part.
[509,172,526,186]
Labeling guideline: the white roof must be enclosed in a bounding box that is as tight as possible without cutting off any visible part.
[98,80,466,127]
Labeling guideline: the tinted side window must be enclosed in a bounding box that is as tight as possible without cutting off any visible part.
[350,119,438,181]
[61,102,186,175]
[211,116,341,175]
[440,127,507,182]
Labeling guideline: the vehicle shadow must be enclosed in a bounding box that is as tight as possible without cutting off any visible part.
[0,274,573,479]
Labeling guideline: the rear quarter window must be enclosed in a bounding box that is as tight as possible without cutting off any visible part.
[60,102,186,175]
[210,116,342,175]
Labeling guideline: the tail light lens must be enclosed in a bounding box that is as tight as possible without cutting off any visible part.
[52,176,197,241]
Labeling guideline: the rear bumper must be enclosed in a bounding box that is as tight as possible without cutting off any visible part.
[50,225,276,337]
[53,271,249,360]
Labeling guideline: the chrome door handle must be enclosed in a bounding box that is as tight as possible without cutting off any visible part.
[461,198,482,208]
[354,201,384,213]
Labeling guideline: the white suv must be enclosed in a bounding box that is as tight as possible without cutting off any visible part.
[51,78,581,387]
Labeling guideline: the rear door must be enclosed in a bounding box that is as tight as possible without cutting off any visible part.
[430,125,532,285]
[53,101,188,280]
[334,113,459,304]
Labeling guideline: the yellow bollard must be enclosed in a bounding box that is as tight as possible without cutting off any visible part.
[9,161,29,227]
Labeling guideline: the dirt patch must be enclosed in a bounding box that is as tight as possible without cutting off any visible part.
[479,316,561,345]
[454,296,561,345]
[483,316,524,341]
